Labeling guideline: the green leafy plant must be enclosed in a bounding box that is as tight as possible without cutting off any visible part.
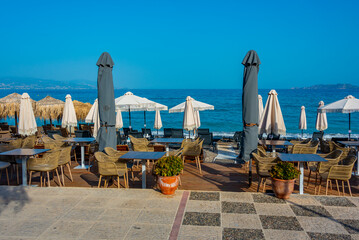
[270,161,300,180]
[154,156,184,177]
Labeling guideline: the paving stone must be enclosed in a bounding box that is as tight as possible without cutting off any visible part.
[351,234,359,240]
[98,208,141,223]
[38,220,95,239]
[290,205,332,217]
[336,219,359,234]
[297,216,348,234]
[182,212,221,226]
[136,209,176,224]
[306,232,351,240]
[111,198,147,209]
[286,195,321,206]
[6,220,53,237]
[78,196,112,208]
[144,198,180,211]
[221,201,256,214]
[81,222,131,239]
[222,213,262,229]
[124,223,172,240]
[255,203,295,216]
[263,229,310,240]
[222,228,265,240]
[348,197,359,207]
[189,192,220,201]
[315,196,356,207]
[62,207,104,221]
[186,200,221,213]
[252,194,286,204]
[0,220,19,236]
[260,215,303,231]
[178,226,221,239]
[325,206,359,220]
[221,192,253,202]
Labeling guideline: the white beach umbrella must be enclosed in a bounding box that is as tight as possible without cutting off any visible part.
[169,97,214,113]
[116,110,123,129]
[259,90,286,136]
[315,101,328,132]
[318,95,359,138]
[258,95,264,124]
[195,110,201,129]
[62,94,77,129]
[183,96,196,132]
[154,110,163,133]
[18,93,37,136]
[85,99,100,137]
[299,106,307,137]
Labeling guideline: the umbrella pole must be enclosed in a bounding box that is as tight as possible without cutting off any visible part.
[349,113,351,139]
[15,111,18,128]
[144,111,146,137]
[302,130,303,138]
[129,108,132,130]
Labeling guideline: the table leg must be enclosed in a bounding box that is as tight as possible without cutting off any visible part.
[141,159,146,189]
[299,162,304,194]
[166,143,170,157]
[74,144,91,170]
[21,156,28,186]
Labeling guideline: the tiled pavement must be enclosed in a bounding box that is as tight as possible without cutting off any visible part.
[0,186,358,239]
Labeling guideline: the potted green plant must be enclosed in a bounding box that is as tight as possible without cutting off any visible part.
[270,161,300,199]
[153,156,184,195]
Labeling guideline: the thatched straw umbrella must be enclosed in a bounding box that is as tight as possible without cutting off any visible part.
[35,96,65,125]
[73,100,92,121]
[0,93,36,126]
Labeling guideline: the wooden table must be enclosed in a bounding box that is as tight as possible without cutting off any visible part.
[278,153,327,195]
[338,141,359,176]
[63,138,95,170]
[0,148,50,186]
[150,138,184,156]
[120,151,165,189]
[258,140,293,153]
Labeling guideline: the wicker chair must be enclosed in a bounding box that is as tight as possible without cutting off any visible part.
[94,152,128,188]
[332,142,351,163]
[104,147,134,181]
[0,138,23,184]
[182,140,203,174]
[292,140,318,154]
[21,136,36,149]
[318,155,357,196]
[319,138,331,154]
[57,146,73,186]
[27,150,62,187]
[314,150,343,194]
[129,135,154,152]
[251,152,278,192]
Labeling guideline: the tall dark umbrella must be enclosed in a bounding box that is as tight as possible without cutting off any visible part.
[240,50,260,187]
[96,52,117,151]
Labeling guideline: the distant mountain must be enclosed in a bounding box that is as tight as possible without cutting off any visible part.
[0,77,96,90]
[291,83,359,90]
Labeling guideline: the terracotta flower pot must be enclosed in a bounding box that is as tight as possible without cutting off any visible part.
[271,178,296,199]
[157,175,179,195]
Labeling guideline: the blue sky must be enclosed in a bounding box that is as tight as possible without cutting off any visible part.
[0,0,358,89]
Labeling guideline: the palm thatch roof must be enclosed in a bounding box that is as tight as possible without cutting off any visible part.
[35,96,64,120]
[0,93,36,119]
[73,100,92,120]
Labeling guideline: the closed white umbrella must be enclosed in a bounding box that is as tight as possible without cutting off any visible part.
[195,110,201,129]
[316,101,328,132]
[299,106,307,137]
[116,110,123,129]
[258,95,264,124]
[183,96,196,132]
[154,110,163,135]
[85,99,100,138]
[18,93,37,136]
[318,95,359,138]
[62,94,77,130]
[169,97,214,113]
[259,90,286,136]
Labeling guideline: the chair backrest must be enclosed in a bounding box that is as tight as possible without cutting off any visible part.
[21,135,36,149]
[9,138,23,149]
[163,128,172,138]
[233,131,243,142]
[252,152,278,176]
[42,150,61,169]
[142,128,152,136]
[129,132,143,138]
[0,124,10,131]
[319,138,331,154]
[197,128,210,134]
[182,140,203,157]
[0,131,11,139]
[75,130,91,138]
[312,131,324,140]
[198,133,213,146]
[53,134,65,141]
[171,129,184,138]
[58,146,72,164]
[59,128,69,137]
[47,130,61,139]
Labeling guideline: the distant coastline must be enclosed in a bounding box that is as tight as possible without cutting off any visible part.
[291,83,359,90]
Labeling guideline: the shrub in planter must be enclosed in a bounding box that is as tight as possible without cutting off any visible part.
[154,156,184,195]
[270,161,300,199]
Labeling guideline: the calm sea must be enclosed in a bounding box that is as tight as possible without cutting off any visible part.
[1,89,358,138]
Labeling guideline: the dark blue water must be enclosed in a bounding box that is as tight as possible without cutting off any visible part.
[1,89,358,138]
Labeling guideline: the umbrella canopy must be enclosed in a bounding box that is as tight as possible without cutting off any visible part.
[85,99,100,138]
[116,110,123,129]
[18,93,37,136]
[258,95,264,124]
[316,101,328,131]
[195,110,201,129]
[0,93,35,126]
[183,96,196,131]
[169,97,214,113]
[299,106,307,137]
[154,110,163,130]
[35,96,64,121]
[62,94,77,128]
[96,52,116,151]
[240,50,260,164]
[259,90,286,136]
[318,95,359,138]
[73,100,92,121]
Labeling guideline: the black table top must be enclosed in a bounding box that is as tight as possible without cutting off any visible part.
[338,141,359,147]
[259,140,293,146]
[151,138,184,144]
[278,153,328,162]
[63,138,95,143]
[0,148,50,156]
[119,151,166,160]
